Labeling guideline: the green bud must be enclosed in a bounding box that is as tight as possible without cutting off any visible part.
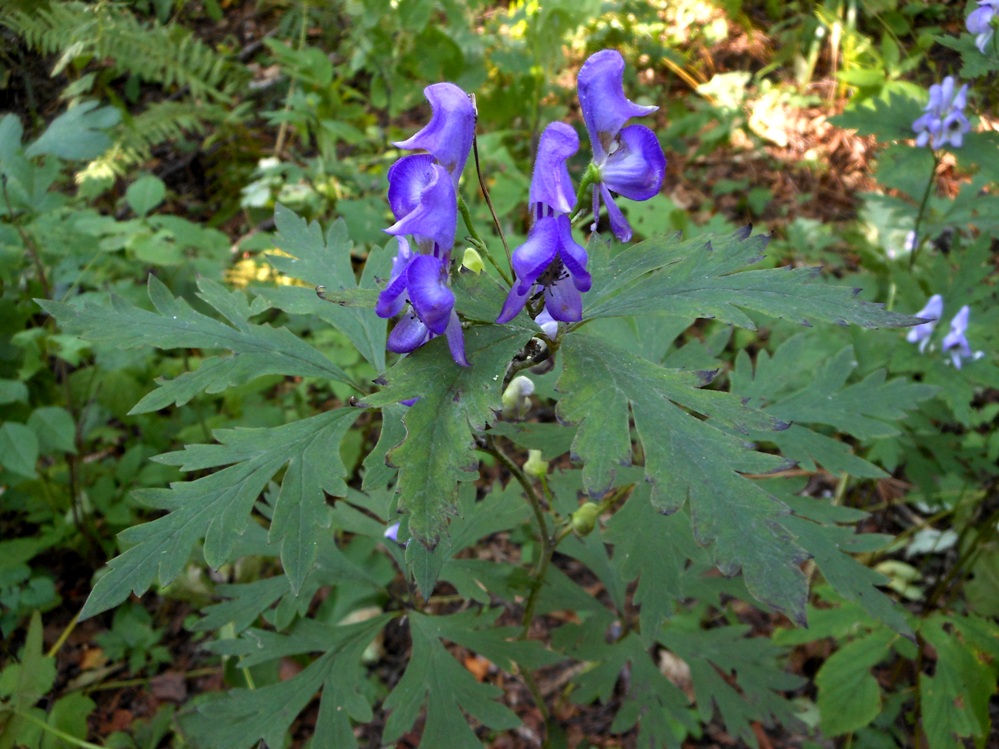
[501,375,534,420]
[570,502,600,536]
[524,449,547,478]
[461,247,484,274]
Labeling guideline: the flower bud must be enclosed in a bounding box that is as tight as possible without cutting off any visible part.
[524,449,547,478]
[570,502,600,536]
[461,247,484,274]
[501,375,534,420]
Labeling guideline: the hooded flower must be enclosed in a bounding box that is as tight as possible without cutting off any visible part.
[967,1,999,53]
[906,294,944,353]
[913,77,971,150]
[941,305,984,369]
[577,49,666,242]
[394,82,476,185]
[497,123,592,324]
[385,154,457,261]
[376,238,468,366]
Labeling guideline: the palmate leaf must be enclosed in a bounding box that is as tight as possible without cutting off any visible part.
[584,226,917,329]
[730,335,937,477]
[40,275,360,413]
[80,409,360,618]
[181,615,391,749]
[556,330,809,623]
[383,609,558,747]
[360,321,536,543]
[257,205,390,371]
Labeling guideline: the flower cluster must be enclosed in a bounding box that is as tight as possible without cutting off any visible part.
[907,295,984,369]
[377,50,665,364]
[967,0,999,53]
[912,76,971,150]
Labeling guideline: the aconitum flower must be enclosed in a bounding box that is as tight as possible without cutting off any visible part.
[394,82,476,185]
[376,238,468,366]
[906,294,944,353]
[385,154,457,261]
[497,123,591,324]
[967,1,999,54]
[942,305,984,369]
[577,49,666,242]
[913,77,971,150]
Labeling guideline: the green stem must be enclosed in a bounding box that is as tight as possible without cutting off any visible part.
[14,709,106,749]
[471,130,512,267]
[458,196,512,286]
[908,153,939,271]
[568,164,601,226]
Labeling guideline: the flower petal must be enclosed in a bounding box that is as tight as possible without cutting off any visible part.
[496,282,532,324]
[385,159,457,255]
[444,308,469,367]
[554,215,591,292]
[599,183,633,242]
[376,237,415,319]
[545,276,583,322]
[393,82,476,182]
[387,310,429,353]
[529,122,579,215]
[511,217,559,293]
[601,125,666,201]
[578,49,657,163]
[407,254,454,335]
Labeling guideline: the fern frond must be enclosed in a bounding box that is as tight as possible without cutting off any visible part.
[1,2,247,102]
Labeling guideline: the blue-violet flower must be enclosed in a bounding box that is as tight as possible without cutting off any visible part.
[913,77,971,150]
[393,82,476,185]
[967,1,999,53]
[906,294,943,353]
[497,122,591,324]
[942,305,984,369]
[577,49,666,242]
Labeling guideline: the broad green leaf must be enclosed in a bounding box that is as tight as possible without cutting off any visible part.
[24,100,120,160]
[41,693,95,749]
[731,336,936,477]
[0,422,39,479]
[815,627,896,736]
[830,89,925,142]
[41,275,360,414]
[584,227,917,330]
[80,409,360,618]
[0,612,57,749]
[557,330,809,623]
[0,379,28,406]
[125,175,166,217]
[383,610,549,746]
[260,205,389,370]
[921,613,999,749]
[488,421,575,460]
[182,616,389,749]
[360,322,535,542]
[661,623,804,746]
[361,404,407,491]
[27,406,77,455]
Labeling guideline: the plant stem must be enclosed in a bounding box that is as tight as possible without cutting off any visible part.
[908,153,939,271]
[458,196,512,286]
[14,709,106,749]
[471,129,512,268]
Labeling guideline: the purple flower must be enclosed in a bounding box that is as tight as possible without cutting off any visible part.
[913,77,971,150]
[577,49,666,242]
[906,294,943,353]
[385,154,457,261]
[942,305,983,369]
[497,123,591,324]
[376,239,468,366]
[967,1,999,53]
[394,82,476,185]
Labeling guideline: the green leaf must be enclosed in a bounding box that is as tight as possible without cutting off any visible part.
[80,409,360,618]
[360,322,535,543]
[383,610,544,746]
[921,613,999,749]
[730,336,936,476]
[661,623,804,746]
[125,175,166,217]
[584,227,917,330]
[0,379,28,406]
[830,89,925,142]
[557,330,809,623]
[24,100,120,160]
[0,612,57,748]
[0,422,39,479]
[361,404,406,491]
[260,205,389,370]
[27,406,77,455]
[182,616,389,749]
[41,275,360,414]
[815,627,896,736]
